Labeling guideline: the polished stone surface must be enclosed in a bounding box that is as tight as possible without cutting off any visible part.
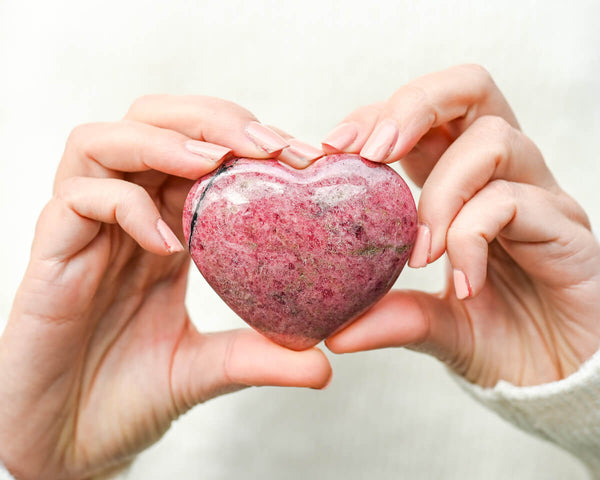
[183,154,417,350]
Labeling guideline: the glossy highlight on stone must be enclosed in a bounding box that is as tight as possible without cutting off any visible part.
[183,154,417,350]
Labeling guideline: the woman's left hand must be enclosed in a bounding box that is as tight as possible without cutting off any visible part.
[322,64,600,388]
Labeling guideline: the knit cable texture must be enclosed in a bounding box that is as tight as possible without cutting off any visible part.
[453,348,600,479]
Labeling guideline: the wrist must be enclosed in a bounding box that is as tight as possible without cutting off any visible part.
[452,347,600,475]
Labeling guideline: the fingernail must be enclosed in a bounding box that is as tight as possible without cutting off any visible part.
[408,224,431,268]
[453,269,472,300]
[157,218,184,253]
[322,123,358,152]
[279,139,324,168]
[360,120,399,162]
[245,121,289,154]
[185,140,232,163]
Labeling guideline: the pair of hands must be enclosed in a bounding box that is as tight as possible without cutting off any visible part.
[1,64,599,479]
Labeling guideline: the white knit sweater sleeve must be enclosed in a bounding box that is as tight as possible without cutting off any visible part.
[453,348,600,479]
[0,462,15,480]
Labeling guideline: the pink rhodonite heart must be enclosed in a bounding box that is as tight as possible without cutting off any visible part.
[183,153,417,350]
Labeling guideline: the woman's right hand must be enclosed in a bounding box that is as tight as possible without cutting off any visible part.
[0,95,330,480]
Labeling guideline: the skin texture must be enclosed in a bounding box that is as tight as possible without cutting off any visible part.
[324,64,600,388]
[1,64,599,479]
[0,96,330,480]
[183,154,417,349]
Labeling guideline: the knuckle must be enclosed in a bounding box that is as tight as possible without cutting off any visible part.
[476,115,512,137]
[64,122,111,162]
[484,180,518,215]
[122,183,148,206]
[201,95,230,110]
[354,103,383,119]
[193,95,252,118]
[127,94,164,115]
[184,96,243,140]
[485,180,519,212]
[37,199,56,221]
[486,178,514,197]
[54,176,84,201]
[446,223,472,248]
[460,63,492,79]
[391,84,428,108]
[114,183,149,223]
[390,84,437,124]
[459,63,494,88]
[66,123,98,149]
[474,116,514,163]
[557,191,592,229]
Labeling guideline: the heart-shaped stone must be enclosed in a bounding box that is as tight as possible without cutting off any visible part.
[183,153,417,350]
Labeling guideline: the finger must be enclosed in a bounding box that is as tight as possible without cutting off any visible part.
[56,121,233,186]
[321,103,384,154]
[408,115,557,268]
[265,125,324,169]
[171,328,333,412]
[279,139,324,169]
[449,179,597,293]
[397,125,456,187]
[446,181,563,299]
[35,176,184,261]
[347,64,518,164]
[326,290,466,369]
[124,94,289,159]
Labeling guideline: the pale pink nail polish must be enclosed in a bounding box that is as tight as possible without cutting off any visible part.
[453,269,472,300]
[279,139,324,168]
[185,140,232,163]
[360,120,399,162]
[157,218,184,253]
[322,123,358,152]
[245,121,289,154]
[408,224,431,268]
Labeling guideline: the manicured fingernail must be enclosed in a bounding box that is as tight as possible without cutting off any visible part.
[453,269,472,300]
[157,218,184,253]
[185,140,232,163]
[360,120,399,162]
[245,121,289,154]
[279,139,324,168]
[408,224,431,268]
[322,123,358,152]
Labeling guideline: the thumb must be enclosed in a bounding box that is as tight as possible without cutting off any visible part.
[325,290,472,370]
[170,327,333,414]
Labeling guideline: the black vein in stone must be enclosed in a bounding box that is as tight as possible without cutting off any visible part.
[188,160,235,250]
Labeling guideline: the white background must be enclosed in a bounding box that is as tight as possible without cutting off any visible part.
[1,0,599,478]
